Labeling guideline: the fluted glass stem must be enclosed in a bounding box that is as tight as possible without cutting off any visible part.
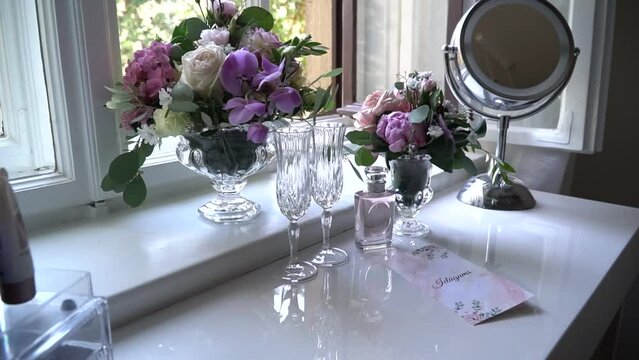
[321,210,332,250]
[287,221,300,266]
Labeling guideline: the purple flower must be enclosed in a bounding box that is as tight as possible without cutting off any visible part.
[251,57,284,92]
[269,87,302,114]
[220,50,259,96]
[223,97,266,125]
[376,111,426,152]
[436,113,453,140]
[123,41,177,104]
[211,0,238,19]
[247,123,269,143]
[240,28,282,54]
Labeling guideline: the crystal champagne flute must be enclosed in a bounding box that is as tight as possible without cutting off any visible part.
[274,126,317,283]
[311,122,349,267]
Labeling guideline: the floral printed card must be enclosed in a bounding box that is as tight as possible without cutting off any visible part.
[386,243,534,325]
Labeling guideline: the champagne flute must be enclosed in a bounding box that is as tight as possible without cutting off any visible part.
[274,126,317,283]
[311,122,349,267]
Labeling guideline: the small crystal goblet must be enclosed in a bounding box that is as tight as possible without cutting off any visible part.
[390,154,434,237]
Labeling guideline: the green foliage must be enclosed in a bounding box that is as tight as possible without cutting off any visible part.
[355,147,376,167]
[237,7,274,31]
[270,0,306,41]
[408,105,430,124]
[102,141,155,207]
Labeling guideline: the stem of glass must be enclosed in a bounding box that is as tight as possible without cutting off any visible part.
[288,220,300,266]
[321,209,332,250]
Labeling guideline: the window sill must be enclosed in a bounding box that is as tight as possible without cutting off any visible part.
[27,153,486,329]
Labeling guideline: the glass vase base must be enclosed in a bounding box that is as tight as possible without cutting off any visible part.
[282,261,318,284]
[393,219,430,238]
[198,197,260,224]
[311,247,349,267]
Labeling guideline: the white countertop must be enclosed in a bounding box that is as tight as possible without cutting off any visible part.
[113,187,639,360]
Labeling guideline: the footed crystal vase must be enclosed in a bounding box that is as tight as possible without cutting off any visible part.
[390,154,434,237]
[176,125,275,223]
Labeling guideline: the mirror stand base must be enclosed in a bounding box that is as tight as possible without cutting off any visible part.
[457,173,536,210]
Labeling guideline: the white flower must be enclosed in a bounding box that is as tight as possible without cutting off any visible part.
[406,77,420,90]
[417,71,433,80]
[153,107,192,137]
[138,123,160,145]
[159,88,172,106]
[198,28,230,47]
[428,125,444,139]
[180,44,226,99]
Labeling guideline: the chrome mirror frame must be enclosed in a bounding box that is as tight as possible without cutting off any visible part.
[443,0,579,210]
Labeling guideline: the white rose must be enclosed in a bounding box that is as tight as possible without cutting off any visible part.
[198,28,230,47]
[180,44,226,99]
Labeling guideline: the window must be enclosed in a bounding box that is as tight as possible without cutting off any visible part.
[0,1,56,181]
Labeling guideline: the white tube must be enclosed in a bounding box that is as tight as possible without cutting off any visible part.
[0,168,35,304]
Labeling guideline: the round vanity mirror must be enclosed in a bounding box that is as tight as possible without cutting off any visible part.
[443,0,579,210]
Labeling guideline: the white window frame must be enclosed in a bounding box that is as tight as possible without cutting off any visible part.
[10,0,280,222]
[0,1,55,180]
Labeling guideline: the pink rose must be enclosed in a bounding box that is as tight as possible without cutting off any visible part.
[353,108,377,133]
[376,111,426,153]
[361,90,383,110]
[372,90,411,116]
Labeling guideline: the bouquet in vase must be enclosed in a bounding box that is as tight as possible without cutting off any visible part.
[347,71,511,177]
[103,0,340,207]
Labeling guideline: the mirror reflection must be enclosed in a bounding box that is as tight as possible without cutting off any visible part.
[471,4,560,90]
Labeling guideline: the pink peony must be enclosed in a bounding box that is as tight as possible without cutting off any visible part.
[123,42,178,104]
[376,111,426,153]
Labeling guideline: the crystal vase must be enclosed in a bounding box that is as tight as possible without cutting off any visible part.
[390,154,434,237]
[176,125,275,223]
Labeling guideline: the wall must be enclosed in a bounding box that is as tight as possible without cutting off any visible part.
[569,1,639,209]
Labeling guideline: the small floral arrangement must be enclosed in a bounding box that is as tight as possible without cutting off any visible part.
[103,0,340,206]
[347,71,501,176]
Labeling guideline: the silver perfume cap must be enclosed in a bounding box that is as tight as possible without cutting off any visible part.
[364,166,387,193]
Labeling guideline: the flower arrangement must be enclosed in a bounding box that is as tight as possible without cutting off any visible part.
[346,71,509,177]
[103,0,340,206]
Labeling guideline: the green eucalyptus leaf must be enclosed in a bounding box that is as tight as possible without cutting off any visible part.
[313,88,330,115]
[123,175,147,207]
[408,105,430,124]
[169,101,199,113]
[108,151,140,184]
[104,86,130,95]
[346,130,373,145]
[169,45,185,63]
[101,174,115,192]
[171,82,194,101]
[237,6,274,31]
[354,147,376,166]
[138,142,155,157]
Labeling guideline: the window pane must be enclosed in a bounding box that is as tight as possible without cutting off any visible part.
[0,1,56,180]
[271,0,333,89]
[356,1,449,102]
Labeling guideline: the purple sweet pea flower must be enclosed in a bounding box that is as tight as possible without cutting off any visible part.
[437,113,453,140]
[220,50,259,96]
[223,97,266,125]
[376,111,426,153]
[251,57,284,92]
[247,123,269,143]
[269,87,302,114]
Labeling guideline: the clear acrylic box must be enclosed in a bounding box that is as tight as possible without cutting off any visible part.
[0,269,113,360]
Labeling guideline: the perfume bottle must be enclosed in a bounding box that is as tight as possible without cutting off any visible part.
[354,166,394,250]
